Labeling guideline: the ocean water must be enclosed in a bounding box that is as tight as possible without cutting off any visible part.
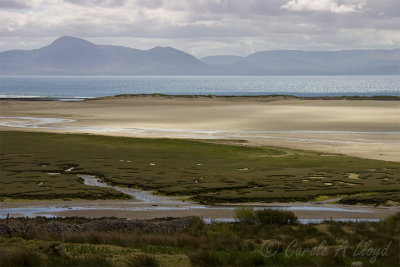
[0,75,399,98]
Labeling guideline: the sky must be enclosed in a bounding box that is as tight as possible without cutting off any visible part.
[0,0,399,58]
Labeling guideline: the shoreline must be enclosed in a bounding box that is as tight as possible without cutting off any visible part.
[1,199,398,221]
[1,94,399,162]
[0,93,399,102]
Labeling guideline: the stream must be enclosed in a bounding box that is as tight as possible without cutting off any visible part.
[0,116,397,223]
[0,174,389,224]
[79,175,186,204]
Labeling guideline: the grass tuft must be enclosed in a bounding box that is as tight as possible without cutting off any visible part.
[127,254,160,267]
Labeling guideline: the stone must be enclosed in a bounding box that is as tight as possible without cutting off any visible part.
[49,243,65,257]
[0,223,13,237]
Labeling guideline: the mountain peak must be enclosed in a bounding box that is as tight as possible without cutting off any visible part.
[147,45,198,60]
[48,36,95,48]
[150,46,177,52]
[1,37,398,75]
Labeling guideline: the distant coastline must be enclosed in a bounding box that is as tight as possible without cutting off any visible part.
[1,36,399,75]
[1,94,400,102]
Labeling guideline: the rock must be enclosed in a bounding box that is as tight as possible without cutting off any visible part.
[41,221,83,233]
[13,223,35,236]
[351,262,363,267]
[49,243,65,257]
[0,223,13,237]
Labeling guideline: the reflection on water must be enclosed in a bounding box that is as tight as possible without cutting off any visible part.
[298,218,380,224]
[262,206,371,212]
[203,218,381,224]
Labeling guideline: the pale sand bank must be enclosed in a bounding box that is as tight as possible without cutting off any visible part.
[1,96,399,161]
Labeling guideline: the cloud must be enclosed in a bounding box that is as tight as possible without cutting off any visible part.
[281,0,364,13]
[0,0,399,57]
[0,0,43,9]
[63,0,128,7]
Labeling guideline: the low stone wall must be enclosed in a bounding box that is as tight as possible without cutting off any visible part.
[0,216,200,237]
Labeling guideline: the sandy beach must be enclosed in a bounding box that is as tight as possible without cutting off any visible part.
[1,95,399,162]
[0,95,399,220]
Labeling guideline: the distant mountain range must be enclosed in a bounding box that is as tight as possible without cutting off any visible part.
[1,36,399,75]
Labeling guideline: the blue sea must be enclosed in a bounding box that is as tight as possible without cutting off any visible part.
[0,75,399,98]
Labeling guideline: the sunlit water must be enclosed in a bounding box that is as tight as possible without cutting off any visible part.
[1,75,399,98]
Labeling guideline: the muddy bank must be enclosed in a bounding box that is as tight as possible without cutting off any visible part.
[1,199,398,222]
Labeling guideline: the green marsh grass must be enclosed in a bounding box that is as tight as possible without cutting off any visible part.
[0,131,399,203]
